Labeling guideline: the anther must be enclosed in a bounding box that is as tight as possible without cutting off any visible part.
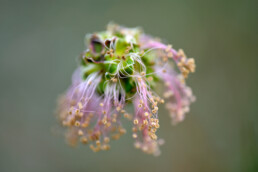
[78,130,84,136]
[143,120,148,125]
[96,140,101,147]
[75,121,80,127]
[78,102,83,109]
[104,137,110,143]
[132,133,137,138]
[116,107,121,112]
[111,78,117,82]
[81,137,88,144]
[165,44,172,52]
[133,119,139,125]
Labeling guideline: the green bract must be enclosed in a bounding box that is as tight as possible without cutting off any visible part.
[80,25,158,98]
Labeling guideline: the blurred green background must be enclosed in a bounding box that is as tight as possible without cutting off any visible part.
[0,0,257,171]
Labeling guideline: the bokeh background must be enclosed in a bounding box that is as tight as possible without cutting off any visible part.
[0,0,257,171]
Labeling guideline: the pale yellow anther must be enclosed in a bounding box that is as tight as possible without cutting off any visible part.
[99,103,104,107]
[154,96,160,102]
[143,120,148,125]
[119,128,126,135]
[151,128,157,133]
[101,144,109,150]
[90,144,95,151]
[78,102,83,109]
[104,137,110,143]
[134,142,141,149]
[116,107,121,112]
[111,78,117,82]
[178,49,186,57]
[96,140,101,146]
[133,119,139,125]
[124,113,129,118]
[140,72,145,76]
[78,129,84,136]
[68,107,74,115]
[152,109,157,114]
[167,52,173,58]
[144,112,149,117]
[81,137,88,144]
[132,133,137,138]
[142,145,148,152]
[138,104,142,108]
[163,91,173,98]
[79,112,83,117]
[75,109,80,115]
[150,133,157,140]
[165,44,172,52]
[162,57,168,62]
[139,99,144,104]
[102,119,107,124]
[139,125,145,131]
[112,118,116,123]
[105,144,111,150]
[105,122,111,128]
[88,81,92,85]
[75,121,80,127]
[81,122,89,128]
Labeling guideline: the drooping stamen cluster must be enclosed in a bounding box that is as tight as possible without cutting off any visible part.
[157,66,195,124]
[56,23,196,155]
[132,77,164,155]
[57,70,128,151]
[140,35,196,78]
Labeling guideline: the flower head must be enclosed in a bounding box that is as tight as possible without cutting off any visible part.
[56,23,196,155]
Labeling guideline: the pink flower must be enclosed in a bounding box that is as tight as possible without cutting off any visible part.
[56,23,196,155]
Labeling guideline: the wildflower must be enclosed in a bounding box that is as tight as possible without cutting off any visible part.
[56,23,196,155]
